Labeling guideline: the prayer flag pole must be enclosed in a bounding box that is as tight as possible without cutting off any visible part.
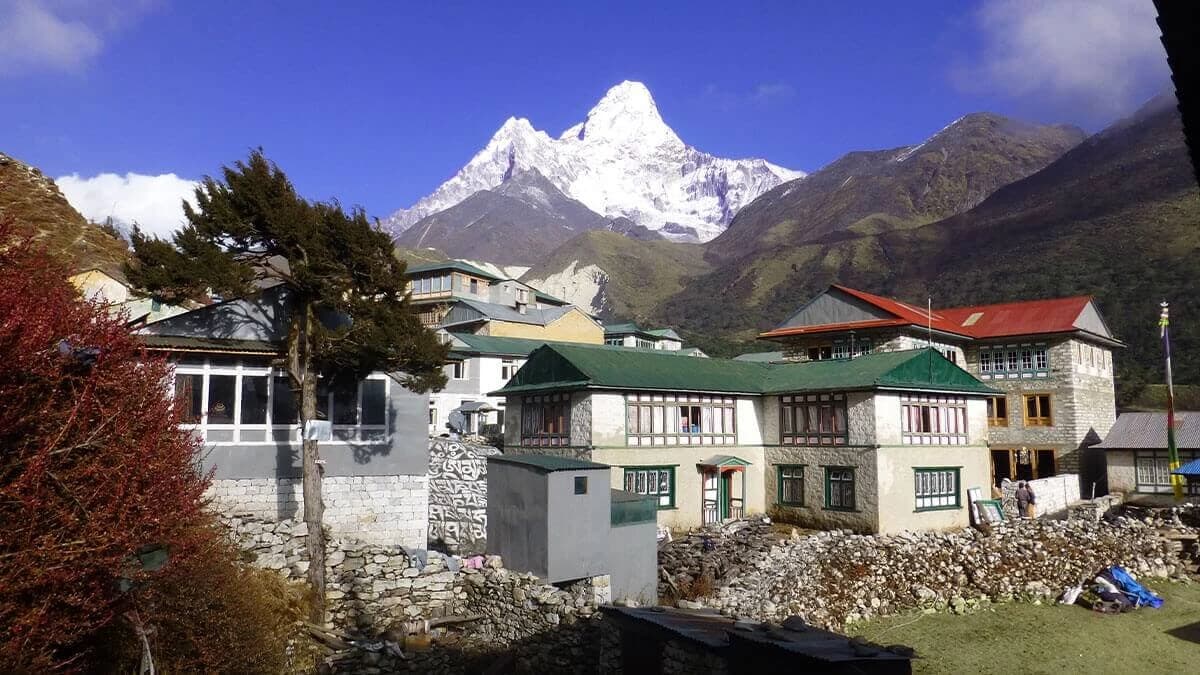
[1161,301,1183,501]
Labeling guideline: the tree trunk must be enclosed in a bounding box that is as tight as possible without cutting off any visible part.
[291,301,327,624]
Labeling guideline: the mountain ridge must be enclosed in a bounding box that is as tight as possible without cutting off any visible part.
[382,81,803,242]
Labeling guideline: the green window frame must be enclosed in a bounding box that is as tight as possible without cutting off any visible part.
[824,466,855,511]
[777,465,805,506]
[623,466,675,509]
[914,467,961,511]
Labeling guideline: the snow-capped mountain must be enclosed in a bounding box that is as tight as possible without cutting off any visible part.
[382,81,804,242]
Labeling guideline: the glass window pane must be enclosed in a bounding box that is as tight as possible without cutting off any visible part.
[239,375,269,425]
[362,380,386,425]
[207,375,236,424]
[272,376,297,424]
[332,382,358,425]
[174,373,203,423]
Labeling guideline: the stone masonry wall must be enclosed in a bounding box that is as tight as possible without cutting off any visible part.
[207,475,428,549]
[427,439,499,554]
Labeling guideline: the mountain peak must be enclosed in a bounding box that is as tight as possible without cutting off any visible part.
[564,80,680,146]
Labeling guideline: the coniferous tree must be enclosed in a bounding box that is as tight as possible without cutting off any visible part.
[126,151,448,621]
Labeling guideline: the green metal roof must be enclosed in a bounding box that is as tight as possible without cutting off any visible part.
[491,345,996,397]
[449,332,704,359]
[603,322,643,334]
[406,260,502,281]
[534,289,568,305]
[698,455,752,467]
[760,349,996,395]
[488,454,610,473]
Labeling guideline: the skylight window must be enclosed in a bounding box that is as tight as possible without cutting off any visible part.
[961,312,984,327]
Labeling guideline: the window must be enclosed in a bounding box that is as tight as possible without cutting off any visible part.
[914,468,960,510]
[207,375,236,424]
[361,380,387,426]
[173,361,386,442]
[500,359,518,381]
[174,373,203,423]
[979,351,992,373]
[824,467,855,510]
[1035,348,1048,371]
[625,393,736,446]
[636,338,655,349]
[574,476,588,495]
[272,376,298,424]
[901,394,968,445]
[780,393,848,445]
[469,278,479,294]
[239,375,269,425]
[807,345,834,361]
[623,466,674,508]
[832,343,849,360]
[1023,394,1052,426]
[521,393,570,446]
[1020,349,1033,371]
[605,338,623,346]
[1006,350,1019,372]
[449,361,467,380]
[777,465,805,506]
[1135,450,1200,494]
[986,396,1008,427]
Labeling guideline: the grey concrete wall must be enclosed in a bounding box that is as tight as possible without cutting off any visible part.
[546,468,611,582]
[486,461,549,578]
[1107,450,1137,495]
[201,387,430,479]
[607,520,659,604]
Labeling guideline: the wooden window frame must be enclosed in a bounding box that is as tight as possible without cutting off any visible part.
[776,465,806,506]
[914,467,961,511]
[520,393,571,447]
[780,393,849,446]
[986,395,1008,427]
[623,466,676,509]
[900,394,969,445]
[624,392,737,446]
[824,466,856,511]
[1023,393,1052,427]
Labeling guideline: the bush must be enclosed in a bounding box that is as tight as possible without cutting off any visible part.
[97,521,320,674]
[0,223,211,670]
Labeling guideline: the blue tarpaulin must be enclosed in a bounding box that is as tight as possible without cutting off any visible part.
[1108,566,1164,609]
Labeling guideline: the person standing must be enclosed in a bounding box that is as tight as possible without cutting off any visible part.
[1016,481,1036,519]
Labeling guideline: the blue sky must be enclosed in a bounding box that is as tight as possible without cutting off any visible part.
[0,0,1170,235]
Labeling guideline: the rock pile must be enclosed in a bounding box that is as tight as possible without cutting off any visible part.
[224,516,610,673]
[657,519,783,599]
[661,515,1197,631]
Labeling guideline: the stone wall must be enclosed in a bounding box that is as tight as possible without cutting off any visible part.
[427,439,499,554]
[226,515,613,672]
[207,475,427,548]
[1001,473,1081,519]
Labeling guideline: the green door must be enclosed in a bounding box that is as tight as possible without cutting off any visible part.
[719,471,732,520]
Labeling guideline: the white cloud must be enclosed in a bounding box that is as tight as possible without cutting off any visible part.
[702,82,796,110]
[960,0,1169,118]
[57,172,199,239]
[752,83,795,104]
[0,1,157,76]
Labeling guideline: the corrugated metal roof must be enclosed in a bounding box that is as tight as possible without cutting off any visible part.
[938,296,1096,339]
[760,285,1115,343]
[1094,412,1200,450]
[407,260,502,281]
[138,335,281,354]
[488,454,609,473]
[492,344,995,396]
[1172,457,1200,476]
[456,298,575,327]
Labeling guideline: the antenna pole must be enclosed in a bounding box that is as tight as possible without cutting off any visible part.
[927,297,934,382]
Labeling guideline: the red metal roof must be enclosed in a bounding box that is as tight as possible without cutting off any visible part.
[760,286,1097,340]
[938,296,1093,339]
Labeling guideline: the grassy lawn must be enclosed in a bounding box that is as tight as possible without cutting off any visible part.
[850,581,1200,674]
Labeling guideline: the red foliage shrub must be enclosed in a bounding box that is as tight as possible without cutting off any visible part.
[0,223,211,671]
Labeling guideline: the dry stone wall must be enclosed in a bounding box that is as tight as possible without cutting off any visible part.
[427,439,500,554]
[224,515,613,673]
[661,511,1196,632]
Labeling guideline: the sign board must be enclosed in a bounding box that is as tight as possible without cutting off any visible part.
[967,487,983,524]
[303,420,332,441]
[975,499,1005,524]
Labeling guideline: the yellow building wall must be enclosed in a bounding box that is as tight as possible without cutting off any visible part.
[69,269,129,304]
[485,308,603,344]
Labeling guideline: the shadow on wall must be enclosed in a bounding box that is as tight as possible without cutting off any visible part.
[1079,427,1108,498]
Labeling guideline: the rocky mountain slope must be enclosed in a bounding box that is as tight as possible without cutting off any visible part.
[383,81,803,242]
[0,152,127,274]
[395,168,614,265]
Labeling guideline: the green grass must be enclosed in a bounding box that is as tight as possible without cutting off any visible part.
[850,580,1200,674]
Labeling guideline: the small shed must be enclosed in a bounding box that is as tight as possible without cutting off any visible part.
[486,454,611,583]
